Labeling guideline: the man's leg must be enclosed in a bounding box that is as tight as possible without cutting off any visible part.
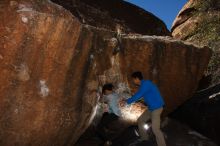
[151,108,166,146]
[137,109,151,140]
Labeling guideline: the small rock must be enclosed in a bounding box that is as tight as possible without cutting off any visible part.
[5,27,11,32]
[14,109,19,114]
[0,54,3,60]
[10,1,18,7]
[17,64,30,82]
[40,80,50,97]
[90,54,94,60]
[21,16,28,23]
[109,37,118,48]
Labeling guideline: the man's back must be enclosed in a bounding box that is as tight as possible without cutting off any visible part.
[142,80,165,111]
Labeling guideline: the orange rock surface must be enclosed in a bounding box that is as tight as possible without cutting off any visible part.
[0,0,211,145]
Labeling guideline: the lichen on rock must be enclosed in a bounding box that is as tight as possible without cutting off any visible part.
[172,0,220,85]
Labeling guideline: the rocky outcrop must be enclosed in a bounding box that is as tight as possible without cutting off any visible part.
[172,0,220,86]
[171,0,220,144]
[0,0,211,146]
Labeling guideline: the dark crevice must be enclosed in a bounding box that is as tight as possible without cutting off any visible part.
[170,83,220,145]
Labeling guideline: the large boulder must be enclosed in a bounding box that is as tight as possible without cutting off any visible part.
[51,0,170,36]
[172,0,220,86]
[0,0,211,145]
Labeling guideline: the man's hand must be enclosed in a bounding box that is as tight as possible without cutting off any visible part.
[119,99,127,107]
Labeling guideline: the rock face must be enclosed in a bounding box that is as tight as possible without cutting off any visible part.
[51,0,170,36]
[0,0,211,146]
[172,0,220,85]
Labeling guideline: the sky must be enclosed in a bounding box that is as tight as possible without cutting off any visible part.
[125,0,188,30]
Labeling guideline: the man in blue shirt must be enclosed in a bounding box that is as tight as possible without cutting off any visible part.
[126,72,166,146]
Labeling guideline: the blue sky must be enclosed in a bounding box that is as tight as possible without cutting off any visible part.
[125,0,188,30]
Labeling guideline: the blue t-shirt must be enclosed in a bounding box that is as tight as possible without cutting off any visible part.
[126,80,165,111]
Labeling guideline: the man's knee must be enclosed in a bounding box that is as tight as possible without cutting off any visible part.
[138,117,146,127]
[152,126,162,135]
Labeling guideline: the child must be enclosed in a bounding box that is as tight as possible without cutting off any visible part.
[97,83,122,145]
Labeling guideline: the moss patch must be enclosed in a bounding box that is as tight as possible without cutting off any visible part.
[195,0,219,12]
[184,11,220,84]
[185,16,220,50]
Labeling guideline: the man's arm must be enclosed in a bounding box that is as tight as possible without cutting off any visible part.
[126,82,147,104]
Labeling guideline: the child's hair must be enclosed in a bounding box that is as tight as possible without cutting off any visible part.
[131,71,143,80]
[102,83,114,94]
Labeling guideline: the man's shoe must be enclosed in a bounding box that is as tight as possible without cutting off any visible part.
[104,140,112,146]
